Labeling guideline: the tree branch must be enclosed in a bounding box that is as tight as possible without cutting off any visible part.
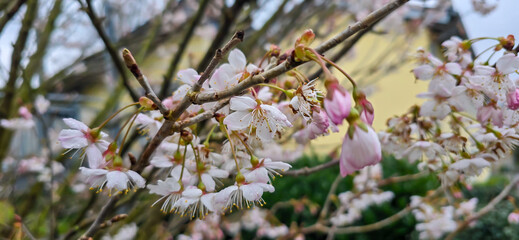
[0,0,27,34]
[135,31,244,171]
[197,0,250,72]
[79,196,119,239]
[122,49,169,115]
[284,159,339,176]
[190,0,410,105]
[445,175,519,240]
[160,0,210,98]
[81,0,139,102]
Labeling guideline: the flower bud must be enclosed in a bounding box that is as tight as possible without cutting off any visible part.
[269,44,281,57]
[356,91,374,125]
[499,35,515,51]
[340,124,381,177]
[294,29,316,62]
[139,96,156,110]
[180,129,193,144]
[507,88,519,110]
[324,81,352,125]
[295,29,315,47]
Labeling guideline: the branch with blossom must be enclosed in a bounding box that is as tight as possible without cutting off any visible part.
[5,0,519,239]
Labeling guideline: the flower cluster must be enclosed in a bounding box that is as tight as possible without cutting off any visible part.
[380,35,519,187]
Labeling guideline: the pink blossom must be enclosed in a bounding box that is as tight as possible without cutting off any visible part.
[324,83,351,125]
[507,88,519,110]
[294,109,330,144]
[339,124,382,177]
[18,106,32,119]
[58,118,110,168]
[477,103,504,127]
[508,212,519,224]
[357,92,374,125]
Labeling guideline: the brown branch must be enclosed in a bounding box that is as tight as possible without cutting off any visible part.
[0,0,27,34]
[122,49,169,115]
[79,196,120,239]
[81,0,139,102]
[135,31,244,171]
[0,0,38,161]
[284,159,339,176]
[21,0,62,99]
[445,175,519,240]
[197,0,250,72]
[190,0,409,105]
[300,207,412,235]
[159,0,210,98]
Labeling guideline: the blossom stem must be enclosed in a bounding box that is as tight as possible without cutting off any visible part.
[97,102,139,130]
[178,142,188,187]
[233,132,254,156]
[484,50,498,65]
[113,109,141,143]
[220,122,241,173]
[453,111,477,122]
[474,44,497,60]
[304,47,334,79]
[450,113,484,150]
[203,124,218,146]
[118,111,140,156]
[319,54,357,88]
[257,83,289,95]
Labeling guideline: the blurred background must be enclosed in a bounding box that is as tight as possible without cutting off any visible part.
[1,0,518,239]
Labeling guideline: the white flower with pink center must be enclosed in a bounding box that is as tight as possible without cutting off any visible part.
[80,167,145,195]
[223,96,292,142]
[172,187,216,218]
[214,182,274,211]
[148,177,183,213]
[242,158,291,184]
[58,118,110,168]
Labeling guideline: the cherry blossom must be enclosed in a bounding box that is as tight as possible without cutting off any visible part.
[339,124,381,177]
[80,167,145,195]
[58,118,110,168]
[223,96,292,142]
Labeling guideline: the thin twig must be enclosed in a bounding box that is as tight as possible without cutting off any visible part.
[445,175,519,240]
[0,0,27,34]
[284,159,339,176]
[79,196,120,239]
[197,0,250,72]
[122,49,169,115]
[81,0,139,102]
[160,0,210,98]
[136,31,244,171]
[319,174,342,221]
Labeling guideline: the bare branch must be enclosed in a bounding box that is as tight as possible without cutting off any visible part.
[197,0,250,72]
[284,159,339,176]
[80,196,120,239]
[0,0,26,34]
[160,0,210,98]
[81,0,139,102]
[445,175,519,240]
[190,0,410,105]
[122,49,169,115]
